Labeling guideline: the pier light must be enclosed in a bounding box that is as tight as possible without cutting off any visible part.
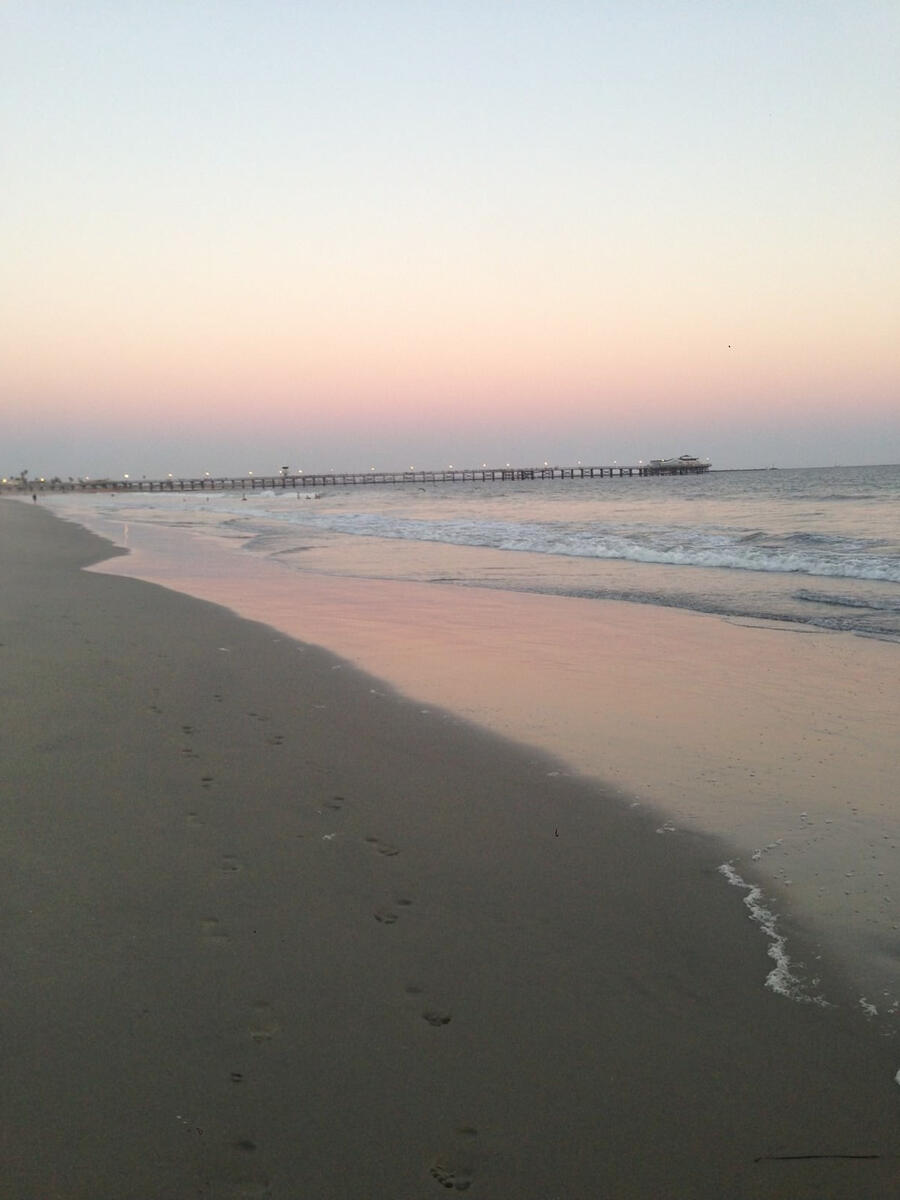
[248,470,253,475]
[123,474,128,480]
[168,472,173,478]
[205,471,210,477]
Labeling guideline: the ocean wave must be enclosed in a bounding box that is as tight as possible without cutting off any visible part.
[74,489,900,585]
[492,581,900,640]
[280,511,900,584]
[794,589,900,612]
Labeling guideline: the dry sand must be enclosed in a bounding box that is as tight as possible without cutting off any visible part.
[3,498,900,1199]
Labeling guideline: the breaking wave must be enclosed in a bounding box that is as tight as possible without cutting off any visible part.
[269,510,900,584]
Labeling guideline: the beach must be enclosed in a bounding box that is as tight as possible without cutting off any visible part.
[3,497,900,1198]
[62,488,900,1009]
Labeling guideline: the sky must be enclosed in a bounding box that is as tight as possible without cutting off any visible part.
[2,0,898,479]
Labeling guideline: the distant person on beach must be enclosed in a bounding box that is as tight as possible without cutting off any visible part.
[32,493,37,502]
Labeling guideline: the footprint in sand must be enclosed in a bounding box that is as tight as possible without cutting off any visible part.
[249,1003,280,1043]
[422,1009,452,1027]
[323,797,343,811]
[182,724,195,734]
[429,1128,478,1191]
[365,836,400,857]
[201,775,215,789]
[219,855,243,875]
[199,918,230,946]
[375,894,412,924]
[186,811,204,829]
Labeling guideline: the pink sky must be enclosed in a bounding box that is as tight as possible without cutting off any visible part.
[3,2,898,476]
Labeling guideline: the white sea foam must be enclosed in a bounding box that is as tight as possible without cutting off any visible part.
[75,483,900,584]
[718,862,825,1004]
[240,510,900,583]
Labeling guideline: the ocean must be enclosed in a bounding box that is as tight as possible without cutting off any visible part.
[48,462,900,640]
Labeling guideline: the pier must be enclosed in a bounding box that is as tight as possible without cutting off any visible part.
[24,459,710,493]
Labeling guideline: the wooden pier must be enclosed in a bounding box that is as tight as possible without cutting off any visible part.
[25,459,710,493]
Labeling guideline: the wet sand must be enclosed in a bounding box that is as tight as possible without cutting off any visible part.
[2,498,900,1199]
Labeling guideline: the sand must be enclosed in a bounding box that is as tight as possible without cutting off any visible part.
[2,497,900,1199]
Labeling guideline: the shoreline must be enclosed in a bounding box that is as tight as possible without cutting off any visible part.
[3,497,900,1197]
[44,498,900,1009]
